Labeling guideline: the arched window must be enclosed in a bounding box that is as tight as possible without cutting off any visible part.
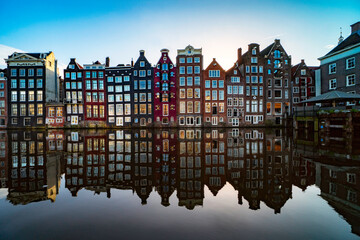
[162,64,168,70]
[156,82,160,88]
[162,83,169,91]
[274,50,281,58]
[162,73,168,80]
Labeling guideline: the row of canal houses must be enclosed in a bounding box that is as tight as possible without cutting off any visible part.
[2,41,318,128]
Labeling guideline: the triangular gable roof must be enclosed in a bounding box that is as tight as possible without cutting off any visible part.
[260,42,275,57]
[7,52,40,61]
[260,40,290,59]
[204,58,225,72]
[322,32,360,58]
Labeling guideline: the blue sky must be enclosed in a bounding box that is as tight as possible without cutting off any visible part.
[0,0,359,72]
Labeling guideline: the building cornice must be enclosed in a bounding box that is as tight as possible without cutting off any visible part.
[318,42,360,61]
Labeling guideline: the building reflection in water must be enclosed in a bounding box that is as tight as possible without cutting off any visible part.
[0,128,360,235]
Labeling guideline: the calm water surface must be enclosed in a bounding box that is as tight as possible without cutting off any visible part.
[0,128,359,240]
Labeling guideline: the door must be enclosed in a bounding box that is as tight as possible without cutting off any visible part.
[212,117,218,125]
[140,118,146,126]
[116,117,123,126]
[253,116,258,124]
[71,116,78,125]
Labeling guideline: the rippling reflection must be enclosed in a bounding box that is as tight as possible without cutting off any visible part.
[1,128,360,236]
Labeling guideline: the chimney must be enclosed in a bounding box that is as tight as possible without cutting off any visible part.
[275,39,280,44]
[301,59,305,64]
[131,58,134,67]
[351,21,360,34]
[105,57,110,67]
[140,50,145,56]
[237,48,242,61]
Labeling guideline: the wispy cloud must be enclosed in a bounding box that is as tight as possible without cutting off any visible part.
[325,44,335,49]
[0,44,24,68]
[264,33,285,40]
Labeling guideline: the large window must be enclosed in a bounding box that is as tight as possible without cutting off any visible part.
[179,77,185,86]
[187,66,193,74]
[346,57,355,69]
[274,103,282,115]
[139,80,146,89]
[329,79,337,90]
[180,89,185,99]
[346,74,356,86]
[274,50,281,58]
[205,90,211,100]
[180,102,185,113]
[11,79,17,88]
[329,63,336,74]
[274,90,282,98]
[209,70,220,77]
[162,83,169,91]
[179,67,185,74]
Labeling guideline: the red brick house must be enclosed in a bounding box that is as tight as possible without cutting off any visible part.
[203,58,227,127]
[154,49,177,127]
[291,60,318,108]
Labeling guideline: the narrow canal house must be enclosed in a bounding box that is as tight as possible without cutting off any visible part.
[225,128,245,204]
[0,131,7,189]
[83,61,106,127]
[291,60,317,108]
[154,49,177,127]
[63,58,84,126]
[242,129,266,210]
[203,58,227,127]
[0,69,8,127]
[83,131,107,192]
[241,44,266,126]
[177,129,204,210]
[226,48,245,127]
[132,50,154,127]
[105,61,133,127]
[6,52,59,127]
[132,129,155,205]
[203,129,227,196]
[64,130,85,196]
[154,129,177,206]
[176,45,203,127]
[264,129,292,213]
[261,39,291,125]
[106,130,134,194]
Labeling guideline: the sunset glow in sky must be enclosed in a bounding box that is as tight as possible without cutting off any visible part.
[0,0,359,71]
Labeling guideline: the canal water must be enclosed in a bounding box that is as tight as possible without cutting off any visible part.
[0,128,359,240]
